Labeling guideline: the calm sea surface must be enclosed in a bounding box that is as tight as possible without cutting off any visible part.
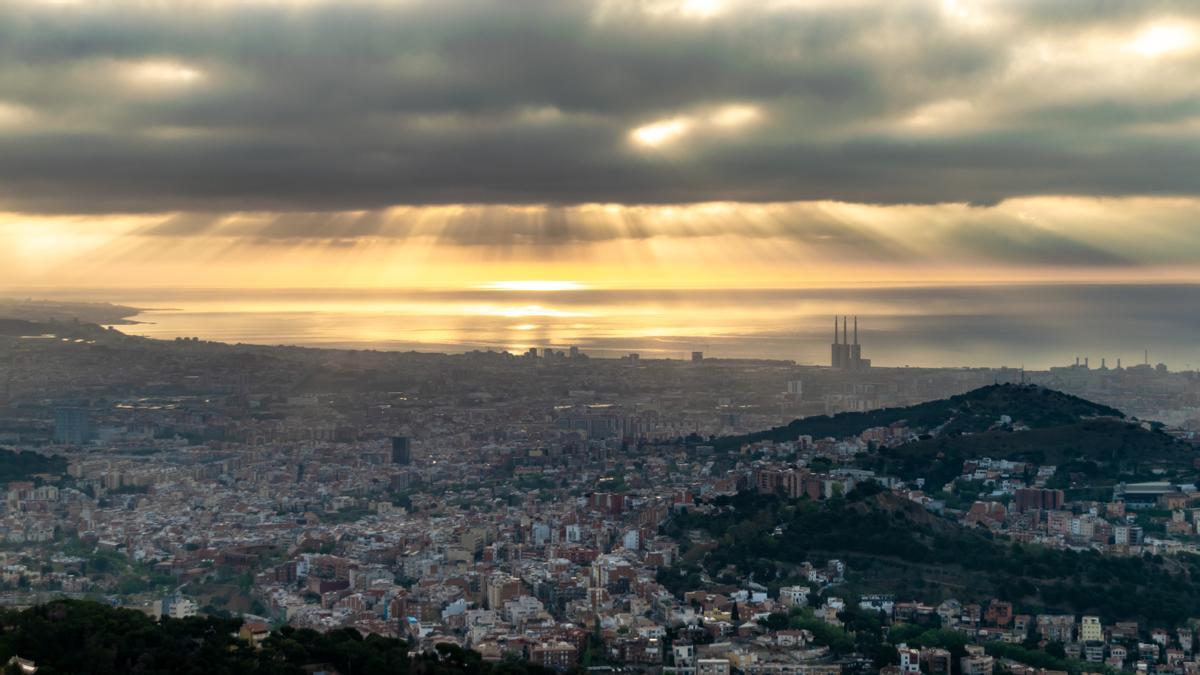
[17,284,1200,370]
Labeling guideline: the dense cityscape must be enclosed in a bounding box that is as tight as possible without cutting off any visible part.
[1,304,1200,674]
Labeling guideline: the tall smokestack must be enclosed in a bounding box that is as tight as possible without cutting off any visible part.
[854,316,858,345]
[834,316,839,344]
[842,316,847,345]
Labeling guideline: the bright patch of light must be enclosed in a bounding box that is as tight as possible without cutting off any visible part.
[481,280,585,291]
[632,0,725,20]
[1127,23,1196,58]
[941,0,971,21]
[510,324,539,331]
[630,117,693,147]
[125,60,205,86]
[0,102,33,128]
[680,0,723,18]
[710,104,761,128]
[902,99,974,129]
[938,0,998,31]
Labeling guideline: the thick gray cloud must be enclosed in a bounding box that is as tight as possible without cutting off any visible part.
[0,0,1198,214]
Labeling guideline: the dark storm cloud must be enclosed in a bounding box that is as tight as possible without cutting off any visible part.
[0,0,1198,216]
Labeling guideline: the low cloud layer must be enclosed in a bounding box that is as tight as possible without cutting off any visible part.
[1,0,1199,215]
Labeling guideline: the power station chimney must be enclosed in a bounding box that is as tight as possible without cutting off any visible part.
[842,316,847,345]
[831,316,842,369]
[853,316,858,345]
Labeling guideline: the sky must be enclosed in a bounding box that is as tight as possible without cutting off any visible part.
[2,0,1200,290]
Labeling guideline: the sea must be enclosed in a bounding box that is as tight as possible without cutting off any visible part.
[15,284,1200,370]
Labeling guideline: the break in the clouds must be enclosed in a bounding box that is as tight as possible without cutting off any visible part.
[1,0,1199,216]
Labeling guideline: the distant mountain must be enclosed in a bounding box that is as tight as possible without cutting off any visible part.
[662,488,1200,628]
[715,383,1122,451]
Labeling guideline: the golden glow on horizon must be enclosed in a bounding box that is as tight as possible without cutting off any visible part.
[481,280,586,292]
[472,304,592,318]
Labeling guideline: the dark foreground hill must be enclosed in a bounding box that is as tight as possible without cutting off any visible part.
[0,600,554,675]
[714,383,1123,451]
[871,417,1193,487]
[660,488,1200,628]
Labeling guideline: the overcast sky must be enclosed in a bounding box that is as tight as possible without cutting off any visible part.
[2,0,1199,287]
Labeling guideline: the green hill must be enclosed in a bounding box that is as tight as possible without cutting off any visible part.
[868,417,1192,487]
[661,488,1200,628]
[714,383,1123,451]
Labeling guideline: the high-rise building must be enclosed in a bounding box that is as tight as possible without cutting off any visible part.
[391,436,411,465]
[691,351,703,363]
[54,407,91,445]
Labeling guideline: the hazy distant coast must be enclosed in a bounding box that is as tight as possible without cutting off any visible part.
[0,298,144,326]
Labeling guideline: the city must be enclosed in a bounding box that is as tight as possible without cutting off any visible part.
[1,306,1200,673]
